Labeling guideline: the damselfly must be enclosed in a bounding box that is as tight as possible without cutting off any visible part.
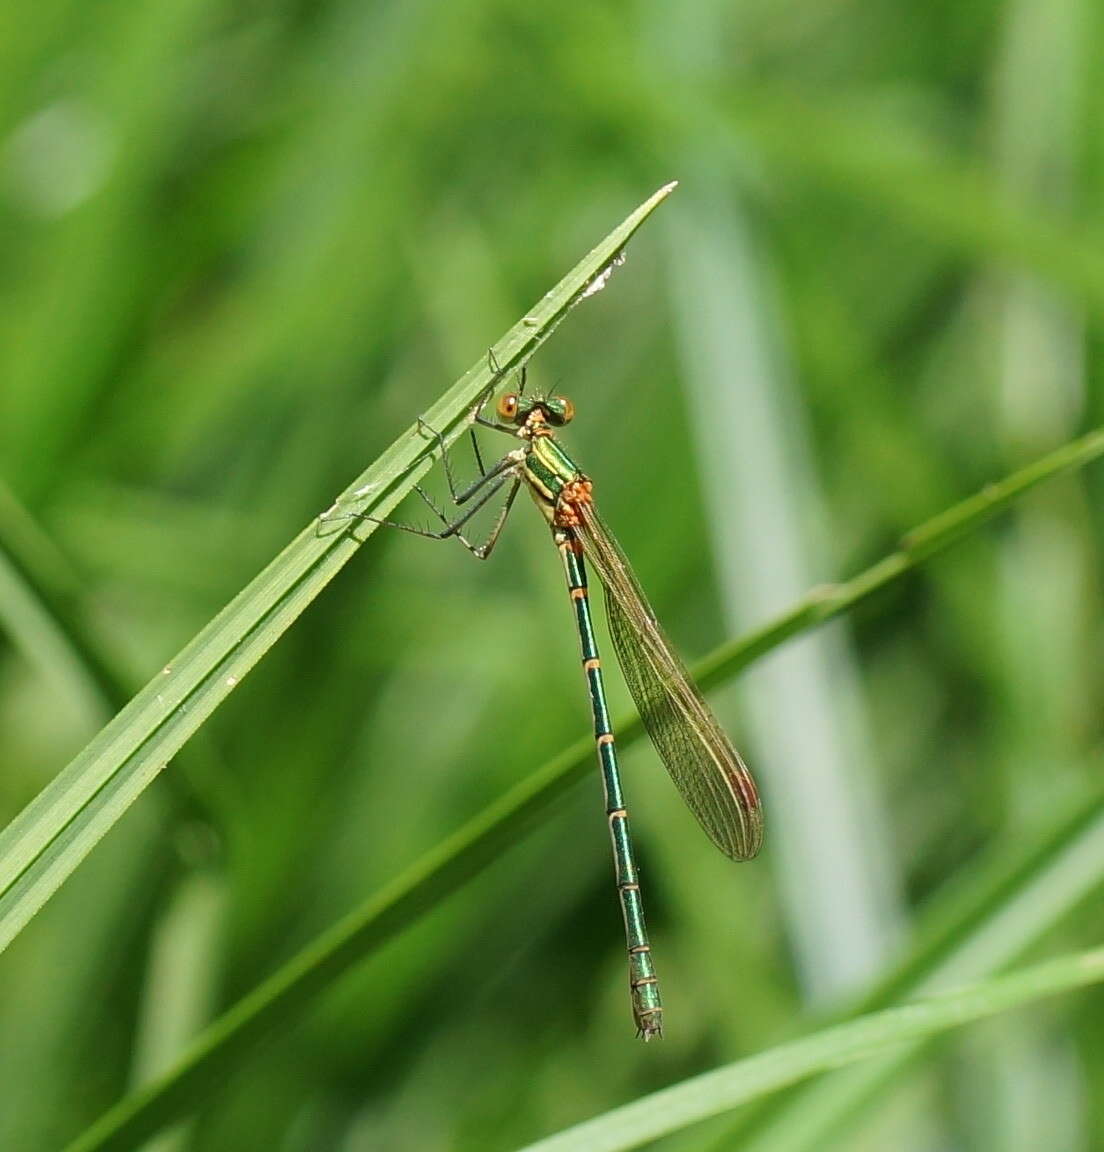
[343,368,763,1039]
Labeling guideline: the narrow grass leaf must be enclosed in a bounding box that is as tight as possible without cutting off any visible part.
[0,182,680,954]
[65,423,1104,1152]
[727,795,1104,1152]
[515,949,1104,1152]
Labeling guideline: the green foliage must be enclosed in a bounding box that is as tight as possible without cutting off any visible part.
[3,3,1104,1151]
[59,435,1104,1152]
[519,948,1104,1152]
[0,181,672,957]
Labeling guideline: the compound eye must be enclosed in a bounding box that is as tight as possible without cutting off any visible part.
[543,395,574,426]
[497,393,519,421]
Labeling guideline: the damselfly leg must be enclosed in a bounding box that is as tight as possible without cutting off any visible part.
[331,355,530,557]
[332,370,762,1039]
[329,407,523,558]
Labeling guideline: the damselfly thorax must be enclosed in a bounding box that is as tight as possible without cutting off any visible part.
[344,378,763,1040]
[502,393,599,527]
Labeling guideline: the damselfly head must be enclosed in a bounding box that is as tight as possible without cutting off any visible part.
[496,392,575,427]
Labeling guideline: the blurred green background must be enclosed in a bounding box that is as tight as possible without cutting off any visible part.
[3,1,1104,1150]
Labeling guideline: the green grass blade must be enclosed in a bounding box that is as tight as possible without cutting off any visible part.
[721,794,1104,1152]
[513,949,1104,1152]
[0,181,679,955]
[64,423,1104,1152]
[693,426,1104,691]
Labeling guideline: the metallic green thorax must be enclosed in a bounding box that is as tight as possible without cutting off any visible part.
[523,434,583,515]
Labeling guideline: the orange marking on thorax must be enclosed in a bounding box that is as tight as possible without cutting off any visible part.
[552,478,594,528]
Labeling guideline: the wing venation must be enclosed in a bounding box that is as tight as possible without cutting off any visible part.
[574,503,763,860]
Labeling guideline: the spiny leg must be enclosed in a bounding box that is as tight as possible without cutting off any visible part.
[413,351,529,494]
[415,385,502,503]
[338,445,525,559]
[412,423,519,507]
[408,457,522,558]
[415,418,486,504]
[406,342,514,501]
[334,348,522,553]
[467,476,520,560]
[338,470,512,554]
[399,474,521,560]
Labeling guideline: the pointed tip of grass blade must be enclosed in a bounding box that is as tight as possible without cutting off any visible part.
[422,181,683,440]
[0,177,686,977]
[33,183,690,1152]
[637,181,679,219]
